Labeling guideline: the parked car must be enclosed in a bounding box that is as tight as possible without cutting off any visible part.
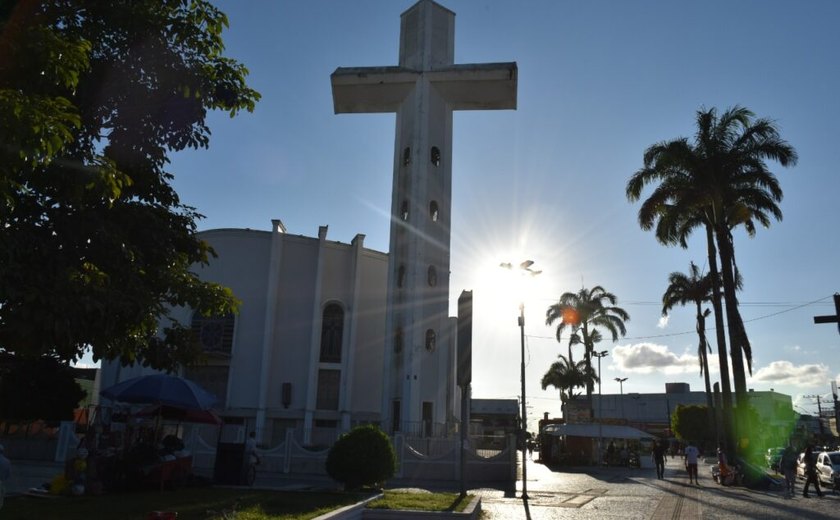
[765,447,785,470]
[815,451,840,488]
[796,452,817,480]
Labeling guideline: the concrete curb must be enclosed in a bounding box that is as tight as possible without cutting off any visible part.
[316,494,482,520]
[314,493,384,520]
[364,495,481,519]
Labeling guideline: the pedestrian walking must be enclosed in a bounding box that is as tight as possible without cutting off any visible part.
[780,444,798,498]
[243,431,260,485]
[652,439,667,479]
[802,445,823,498]
[684,441,700,484]
[0,444,11,511]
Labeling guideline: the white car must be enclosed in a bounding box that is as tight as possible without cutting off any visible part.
[796,452,816,480]
[815,451,840,488]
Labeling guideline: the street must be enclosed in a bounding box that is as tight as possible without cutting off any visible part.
[473,455,839,519]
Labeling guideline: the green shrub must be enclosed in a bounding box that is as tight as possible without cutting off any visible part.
[325,425,396,490]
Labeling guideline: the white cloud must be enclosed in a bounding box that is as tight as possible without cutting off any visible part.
[750,361,829,388]
[612,342,702,375]
[657,315,670,329]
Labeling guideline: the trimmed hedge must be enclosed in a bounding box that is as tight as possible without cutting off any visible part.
[325,425,396,490]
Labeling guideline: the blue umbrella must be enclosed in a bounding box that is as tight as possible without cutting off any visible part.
[100,374,218,410]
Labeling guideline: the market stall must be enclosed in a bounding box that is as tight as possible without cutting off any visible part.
[541,423,656,467]
[95,374,222,491]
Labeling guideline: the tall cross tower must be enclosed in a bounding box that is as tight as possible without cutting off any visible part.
[331,0,516,433]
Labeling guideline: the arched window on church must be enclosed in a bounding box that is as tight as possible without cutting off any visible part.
[430,146,441,167]
[429,201,439,222]
[320,304,344,363]
[403,147,411,166]
[400,200,409,221]
[397,265,406,288]
[191,312,235,356]
[425,328,436,352]
[427,265,437,287]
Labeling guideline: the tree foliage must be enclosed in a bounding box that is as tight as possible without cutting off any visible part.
[662,262,717,411]
[627,106,796,455]
[545,286,629,402]
[541,354,595,416]
[0,355,86,421]
[325,425,396,491]
[671,404,714,445]
[0,0,260,370]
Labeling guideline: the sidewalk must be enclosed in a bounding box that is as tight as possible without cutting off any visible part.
[4,460,65,496]
[471,454,840,519]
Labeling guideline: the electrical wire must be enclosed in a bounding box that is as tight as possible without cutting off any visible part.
[526,294,835,342]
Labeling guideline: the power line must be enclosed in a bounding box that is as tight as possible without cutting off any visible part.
[525,294,835,342]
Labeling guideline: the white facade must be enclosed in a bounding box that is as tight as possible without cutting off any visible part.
[331,0,516,433]
[101,221,390,444]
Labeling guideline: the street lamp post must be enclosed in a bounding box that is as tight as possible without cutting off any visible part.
[501,260,541,499]
[614,377,627,420]
[518,302,527,498]
[593,350,609,465]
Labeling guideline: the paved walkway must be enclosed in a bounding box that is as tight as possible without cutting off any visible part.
[473,456,839,519]
[7,456,839,519]
[3,460,64,496]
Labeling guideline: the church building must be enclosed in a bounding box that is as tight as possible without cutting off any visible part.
[101,0,515,449]
[101,221,429,446]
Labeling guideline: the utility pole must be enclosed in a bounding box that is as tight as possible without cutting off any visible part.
[832,381,839,437]
[804,394,826,440]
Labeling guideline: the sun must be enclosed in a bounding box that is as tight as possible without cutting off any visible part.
[463,256,549,331]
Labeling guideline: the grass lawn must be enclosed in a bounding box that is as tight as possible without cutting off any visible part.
[2,487,372,520]
[367,490,474,512]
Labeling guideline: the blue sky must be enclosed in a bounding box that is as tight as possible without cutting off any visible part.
[162,0,839,429]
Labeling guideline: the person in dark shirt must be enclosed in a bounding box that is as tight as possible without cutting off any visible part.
[652,440,667,479]
[780,445,798,498]
[802,445,823,498]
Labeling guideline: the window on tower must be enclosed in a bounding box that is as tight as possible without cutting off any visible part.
[430,146,441,166]
[394,326,404,353]
[427,265,437,287]
[425,328,436,352]
[403,147,411,166]
[430,201,439,222]
[400,200,409,221]
[397,265,406,288]
[391,400,401,433]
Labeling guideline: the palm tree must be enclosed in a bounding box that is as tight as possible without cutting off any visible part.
[540,355,591,417]
[661,262,716,412]
[546,286,630,412]
[627,161,735,423]
[626,106,796,411]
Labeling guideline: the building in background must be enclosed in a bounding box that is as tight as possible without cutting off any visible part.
[563,383,795,447]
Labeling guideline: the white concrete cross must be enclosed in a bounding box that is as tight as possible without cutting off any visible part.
[331,0,517,432]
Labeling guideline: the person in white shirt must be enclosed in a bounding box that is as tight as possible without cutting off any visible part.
[684,442,700,484]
